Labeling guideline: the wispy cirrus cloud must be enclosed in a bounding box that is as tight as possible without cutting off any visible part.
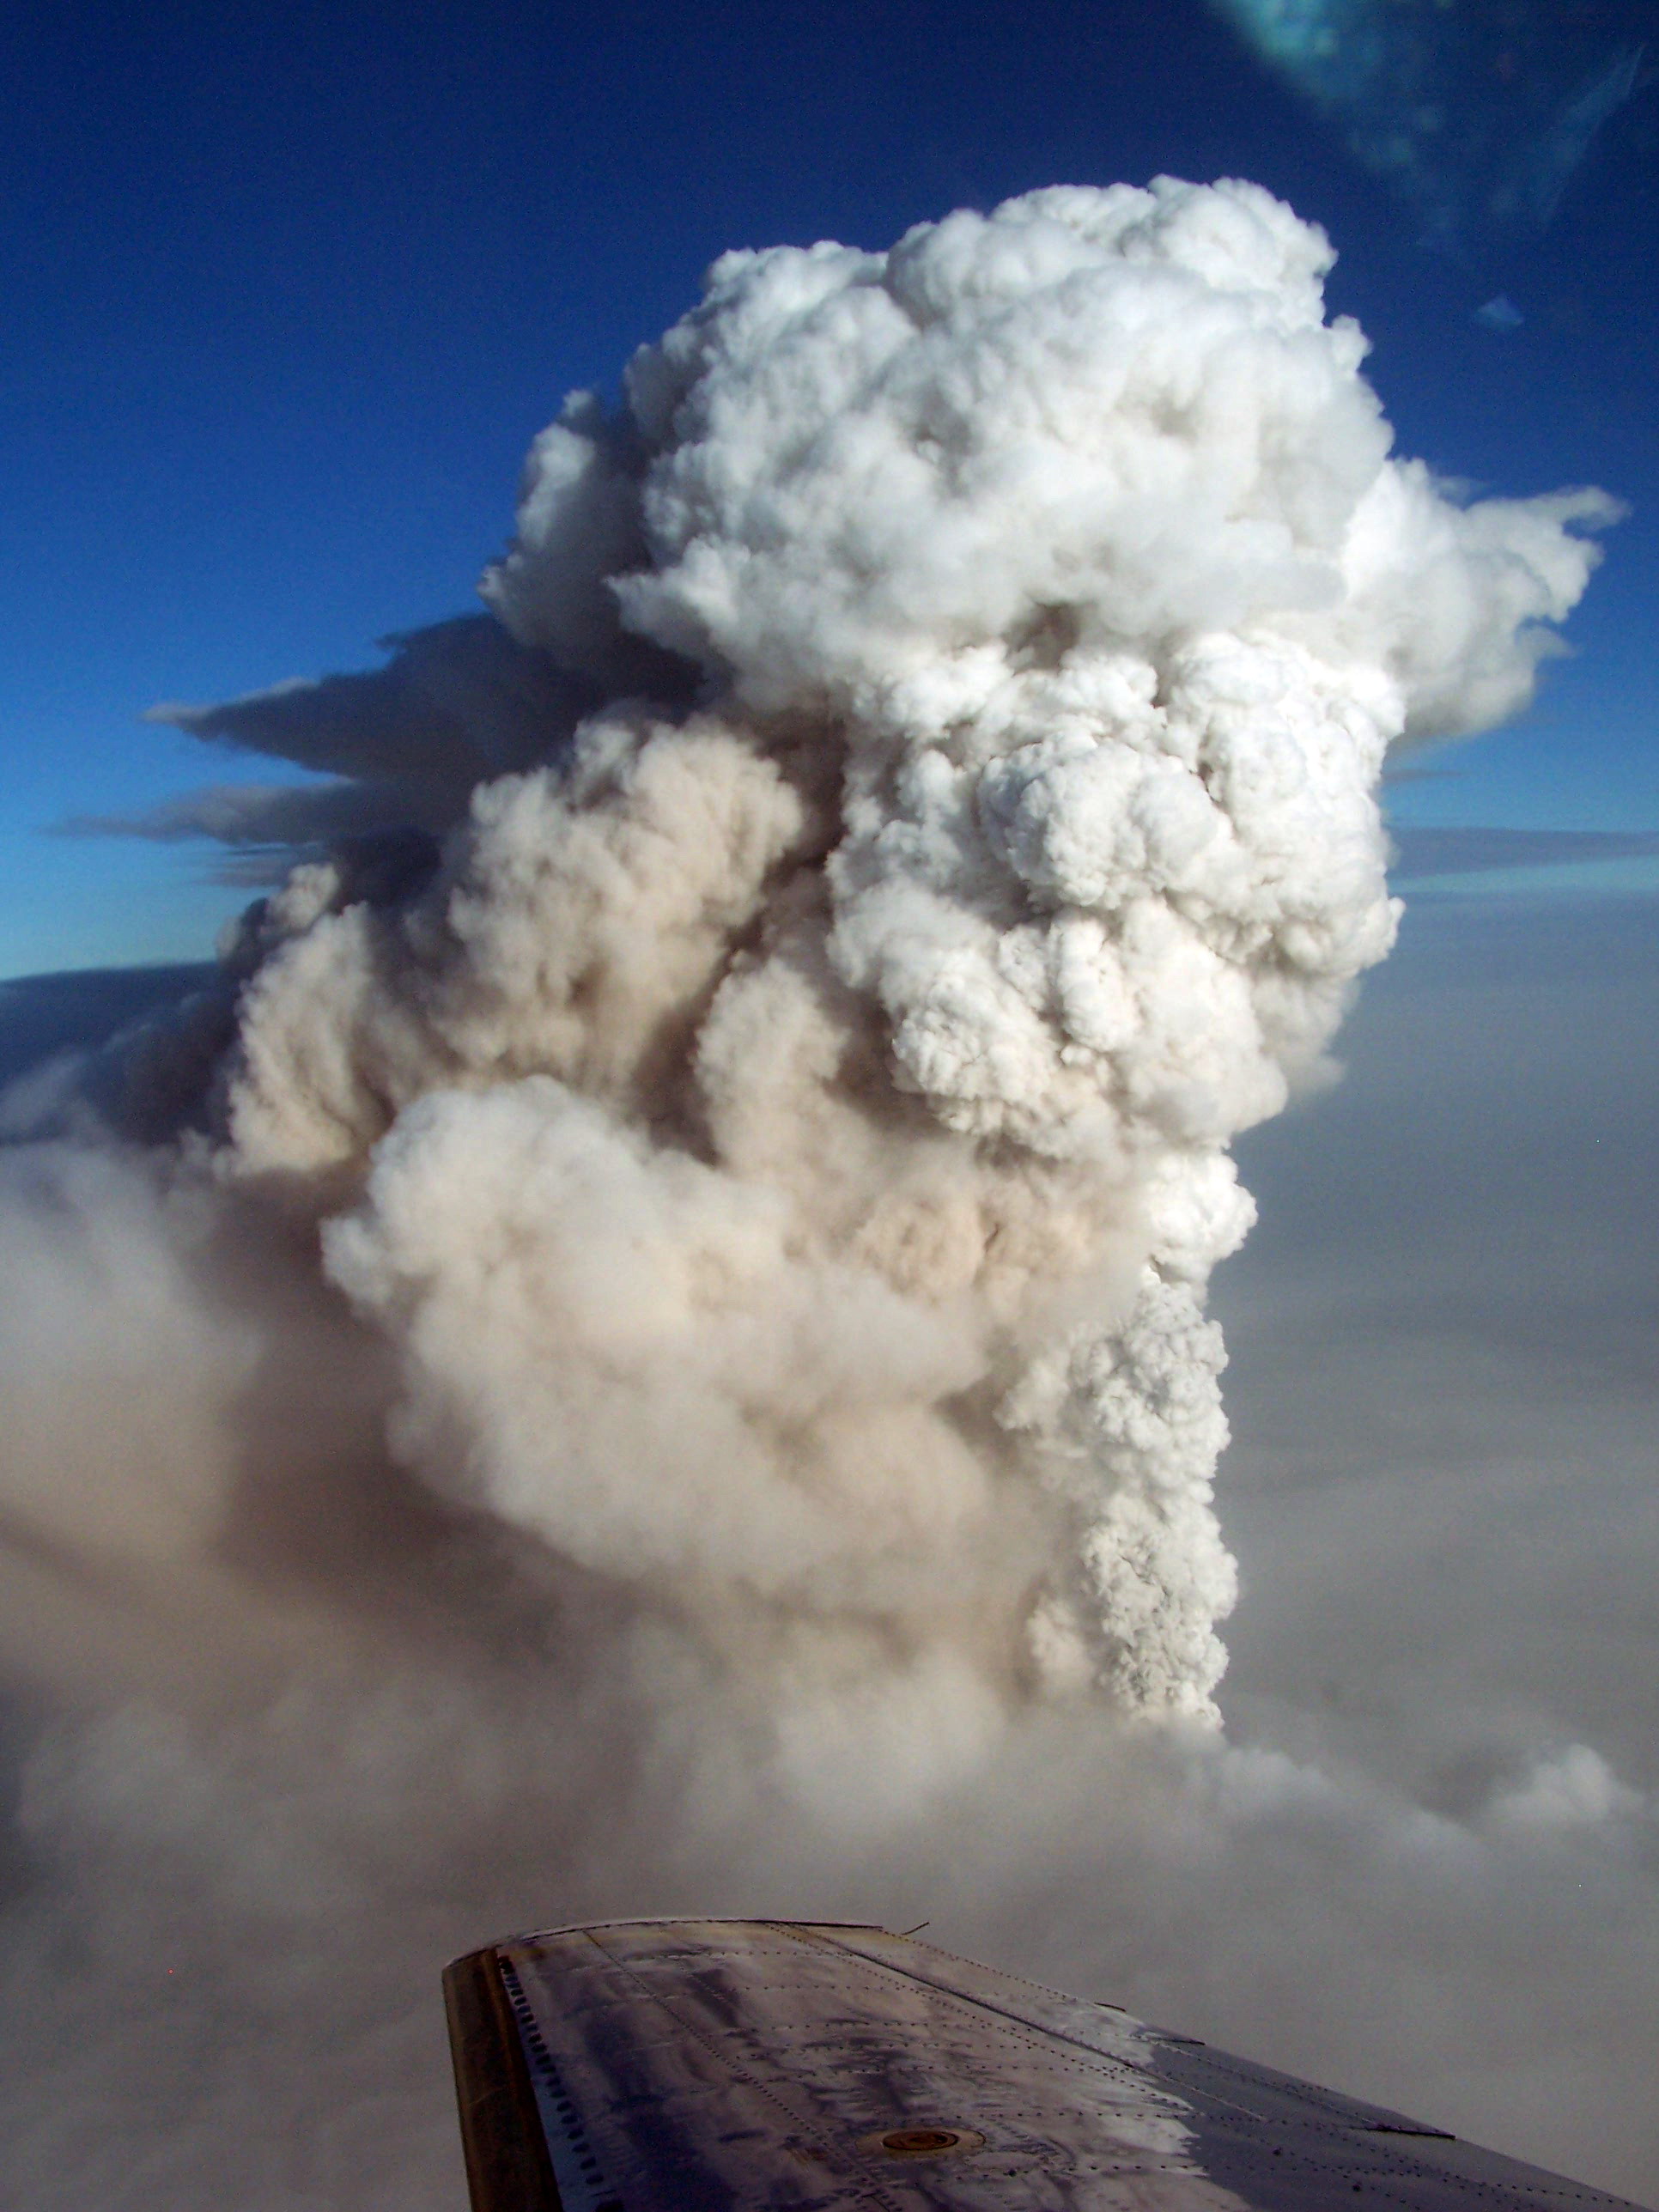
[1389,823,1659,881]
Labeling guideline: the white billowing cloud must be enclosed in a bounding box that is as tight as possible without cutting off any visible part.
[222,172,1604,1720]
[1483,1744,1648,1839]
[0,177,1639,2207]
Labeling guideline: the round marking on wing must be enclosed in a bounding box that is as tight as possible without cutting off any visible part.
[858,2125,988,2160]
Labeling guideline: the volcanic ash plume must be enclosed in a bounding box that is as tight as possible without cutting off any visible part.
[179,176,1608,1745]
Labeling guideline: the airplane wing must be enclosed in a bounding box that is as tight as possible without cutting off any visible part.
[443,1916,1651,2211]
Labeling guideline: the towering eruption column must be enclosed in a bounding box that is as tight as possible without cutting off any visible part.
[221,179,1608,1751]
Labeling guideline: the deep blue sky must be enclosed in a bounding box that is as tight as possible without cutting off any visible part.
[3,0,1656,975]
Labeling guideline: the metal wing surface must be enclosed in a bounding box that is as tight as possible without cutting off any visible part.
[443,1917,1651,2212]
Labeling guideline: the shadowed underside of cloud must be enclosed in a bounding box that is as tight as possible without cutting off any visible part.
[1389,823,1659,880]
[62,612,702,883]
[150,616,585,786]
[61,615,690,879]
[58,781,437,887]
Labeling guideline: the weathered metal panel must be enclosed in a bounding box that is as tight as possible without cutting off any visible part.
[442,1944,562,2212]
[444,1917,1653,2212]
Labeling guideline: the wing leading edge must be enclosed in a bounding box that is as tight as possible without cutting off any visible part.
[443,1917,1651,2212]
